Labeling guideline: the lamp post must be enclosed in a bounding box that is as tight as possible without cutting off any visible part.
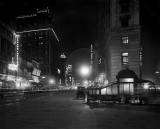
[79,65,91,103]
[79,65,90,87]
[49,78,55,89]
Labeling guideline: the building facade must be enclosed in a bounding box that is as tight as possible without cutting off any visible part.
[0,21,42,89]
[59,53,67,84]
[65,64,75,86]
[0,21,15,80]
[98,0,141,83]
[16,7,59,78]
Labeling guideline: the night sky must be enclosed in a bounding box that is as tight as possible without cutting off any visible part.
[0,0,98,55]
[0,0,160,83]
[0,0,159,51]
[140,0,160,84]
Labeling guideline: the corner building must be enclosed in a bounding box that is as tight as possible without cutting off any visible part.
[98,0,141,83]
[0,21,15,76]
[16,8,59,77]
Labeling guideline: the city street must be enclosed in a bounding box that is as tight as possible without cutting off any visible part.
[0,90,160,129]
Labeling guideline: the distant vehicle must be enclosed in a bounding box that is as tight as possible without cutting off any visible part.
[76,86,86,98]
[70,85,77,90]
[60,83,66,86]
[31,82,43,90]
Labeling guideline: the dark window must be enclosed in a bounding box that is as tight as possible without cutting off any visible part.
[119,0,130,13]
[121,17,129,27]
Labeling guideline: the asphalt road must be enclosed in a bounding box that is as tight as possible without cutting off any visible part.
[0,90,160,129]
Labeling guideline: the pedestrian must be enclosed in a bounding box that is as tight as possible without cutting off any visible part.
[83,87,88,104]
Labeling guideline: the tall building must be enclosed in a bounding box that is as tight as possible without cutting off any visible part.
[65,64,75,86]
[59,53,67,84]
[97,0,141,83]
[16,7,59,78]
[0,21,42,90]
[0,21,15,77]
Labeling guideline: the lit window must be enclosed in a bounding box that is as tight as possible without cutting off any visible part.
[139,51,142,67]
[122,52,128,64]
[122,37,128,44]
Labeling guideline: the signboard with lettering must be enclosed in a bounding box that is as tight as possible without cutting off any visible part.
[119,78,134,82]
[8,64,18,71]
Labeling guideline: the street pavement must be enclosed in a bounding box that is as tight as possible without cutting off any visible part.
[0,90,160,129]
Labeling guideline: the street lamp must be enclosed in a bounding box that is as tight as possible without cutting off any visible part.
[79,65,90,87]
[49,79,55,85]
[79,65,91,104]
[79,65,90,77]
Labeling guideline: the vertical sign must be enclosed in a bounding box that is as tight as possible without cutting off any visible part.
[16,34,20,66]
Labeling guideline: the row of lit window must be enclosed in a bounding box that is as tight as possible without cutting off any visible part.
[98,51,129,65]
[22,32,48,37]
[98,36,135,65]
[122,52,142,65]
[122,36,128,64]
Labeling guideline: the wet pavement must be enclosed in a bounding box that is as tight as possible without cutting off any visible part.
[0,90,160,129]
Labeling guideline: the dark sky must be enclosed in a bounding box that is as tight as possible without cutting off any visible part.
[140,0,160,83]
[53,0,98,54]
[0,0,98,55]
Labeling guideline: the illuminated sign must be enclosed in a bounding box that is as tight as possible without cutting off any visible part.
[66,64,72,74]
[119,78,134,82]
[32,68,41,76]
[57,68,61,74]
[8,64,18,71]
[15,34,20,66]
[60,53,66,58]
[32,76,39,83]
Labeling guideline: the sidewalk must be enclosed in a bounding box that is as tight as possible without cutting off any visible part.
[0,89,59,98]
[88,101,160,113]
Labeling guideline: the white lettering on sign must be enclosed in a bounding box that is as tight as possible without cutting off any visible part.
[8,64,18,71]
[119,78,134,82]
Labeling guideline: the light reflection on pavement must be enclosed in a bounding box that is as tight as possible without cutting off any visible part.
[0,90,160,129]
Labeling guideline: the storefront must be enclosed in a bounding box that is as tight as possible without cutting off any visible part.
[0,74,31,90]
[116,68,138,96]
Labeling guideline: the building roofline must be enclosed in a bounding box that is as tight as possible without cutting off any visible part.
[16,28,59,42]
